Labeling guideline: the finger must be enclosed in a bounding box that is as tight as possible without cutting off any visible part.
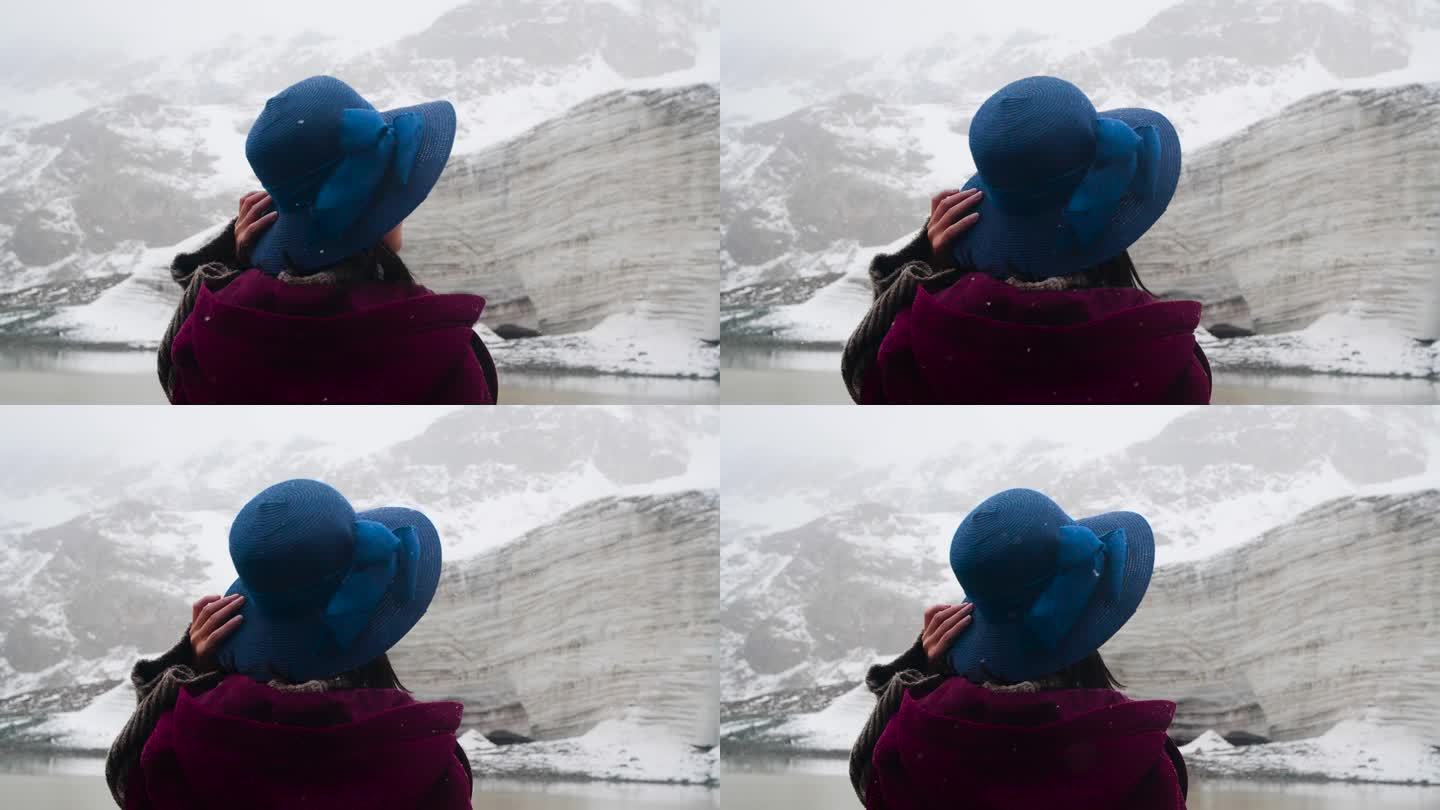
[922,604,951,626]
[923,604,966,643]
[192,595,222,619]
[196,595,246,640]
[238,191,264,219]
[241,211,278,247]
[202,614,245,651]
[249,194,272,217]
[933,189,984,232]
[928,189,973,231]
[929,189,961,217]
[935,614,974,654]
[937,212,981,249]
[928,603,968,636]
[194,593,241,630]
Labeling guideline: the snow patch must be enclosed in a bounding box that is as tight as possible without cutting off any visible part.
[1185,720,1440,785]
[27,681,135,751]
[463,718,717,785]
[488,313,719,379]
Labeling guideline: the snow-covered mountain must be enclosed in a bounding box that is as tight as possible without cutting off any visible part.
[720,407,1440,763]
[721,0,1440,354]
[0,405,717,704]
[0,0,719,376]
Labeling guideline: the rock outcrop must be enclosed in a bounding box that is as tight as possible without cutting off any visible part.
[1106,491,1440,744]
[391,490,720,746]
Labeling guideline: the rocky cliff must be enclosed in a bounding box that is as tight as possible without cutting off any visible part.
[1134,83,1440,338]
[406,84,719,339]
[1107,491,1440,743]
[391,490,719,745]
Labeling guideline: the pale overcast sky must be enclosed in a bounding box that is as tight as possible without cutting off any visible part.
[1,0,465,57]
[0,406,456,469]
[723,406,1193,480]
[723,0,1184,55]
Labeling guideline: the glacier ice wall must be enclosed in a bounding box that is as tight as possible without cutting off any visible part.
[405,84,720,339]
[1106,491,1440,744]
[391,490,720,746]
[1135,83,1440,338]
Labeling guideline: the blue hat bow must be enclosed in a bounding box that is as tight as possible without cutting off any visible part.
[322,519,422,649]
[972,524,1128,651]
[1060,118,1161,248]
[312,109,424,239]
[266,108,425,241]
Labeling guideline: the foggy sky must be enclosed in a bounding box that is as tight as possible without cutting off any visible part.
[722,0,1185,56]
[722,406,1193,483]
[0,0,466,57]
[0,406,456,470]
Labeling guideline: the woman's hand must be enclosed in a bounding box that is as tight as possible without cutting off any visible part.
[921,602,975,668]
[234,191,278,266]
[189,594,245,673]
[926,188,983,266]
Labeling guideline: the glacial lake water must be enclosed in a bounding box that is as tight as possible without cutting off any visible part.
[0,348,719,404]
[722,755,1440,809]
[0,755,719,809]
[721,345,1440,404]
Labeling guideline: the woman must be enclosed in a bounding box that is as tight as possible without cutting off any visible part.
[851,489,1187,810]
[158,75,497,404]
[842,76,1211,405]
[105,479,472,809]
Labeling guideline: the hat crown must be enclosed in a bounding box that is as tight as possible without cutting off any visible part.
[245,76,374,195]
[950,489,1074,610]
[229,479,357,605]
[968,76,1098,203]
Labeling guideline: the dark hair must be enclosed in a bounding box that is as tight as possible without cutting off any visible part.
[228,652,408,690]
[1077,250,1151,294]
[979,250,1151,293]
[339,653,408,691]
[965,651,1125,691]
[1049,651,1125,690]
[282,243,417,284]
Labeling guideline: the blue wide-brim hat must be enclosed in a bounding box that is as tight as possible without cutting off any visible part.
[216,479,443,683]
[945,488,1154,684]
[245,75,456,275]
[952,76,1181,281]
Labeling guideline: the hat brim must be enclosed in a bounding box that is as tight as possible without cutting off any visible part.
[249,99,457,275]
[945,510,1155,684]
[217,506,443,683]
[953,107,1181,281]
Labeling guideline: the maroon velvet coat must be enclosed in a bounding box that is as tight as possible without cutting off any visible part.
[125,675,471,810]
[169,270,496,404]
[867,677,1187,810]
[863,273,1211,404]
